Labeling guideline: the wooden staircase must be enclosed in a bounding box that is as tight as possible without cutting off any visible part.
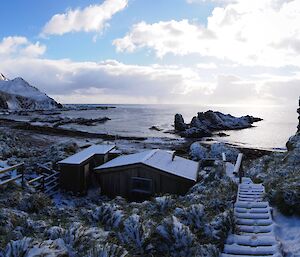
[27,164,60,197]
[221,181,282,257]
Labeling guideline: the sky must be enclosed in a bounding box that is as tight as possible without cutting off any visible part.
[0,0,299,106]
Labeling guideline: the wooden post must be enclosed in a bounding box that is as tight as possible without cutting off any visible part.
[222,152,226,162]
[21,165,25,189]
[41,175,45,192]
[233,153,243,184]
[222,152,226,175]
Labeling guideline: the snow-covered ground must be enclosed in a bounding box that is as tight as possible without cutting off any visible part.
[273,208,300,257]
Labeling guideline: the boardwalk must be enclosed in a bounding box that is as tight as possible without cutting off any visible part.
[221,180,282,257]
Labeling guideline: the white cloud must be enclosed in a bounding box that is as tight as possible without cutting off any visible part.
[114,0,300,67]
[186,0,237,4]
[0,56,214,104]
[196,62,218,69]
[0,35,298,105]
[113,20,215,58]
[0,36,46,57]
[2,55,298,105]
[42,0,128,36]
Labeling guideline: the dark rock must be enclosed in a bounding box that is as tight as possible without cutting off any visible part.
[195,110,262,130]
[297,97,300,133]
[149,126,162,131]
[53,117,111,127]
[174,110,262,139]
[30,116,111,127]
[216,132,229,137]
[174,114,187,131]
[180,127,212,138]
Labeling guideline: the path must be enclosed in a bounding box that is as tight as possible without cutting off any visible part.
[221,179,282,257]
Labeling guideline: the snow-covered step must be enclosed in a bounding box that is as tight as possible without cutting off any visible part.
[238,198,264,202]
[237,224,275,234]
[238,193,264,198]
[239,184,264,188]
[236,218,273,226]
[235,212,271,219]
[223,244,280,256]
[226,234,277,247]
[239,190,265,194]
[235,207,271,214]
[238,191,264,195]
[238,194,264,197]
[239,186,264,190]
[221,180,282,257]
[220,253,282,257]
[235,201,269,208]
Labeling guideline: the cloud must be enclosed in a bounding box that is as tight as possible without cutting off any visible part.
[41,0,128,36]
[113,20,215,58]
[0,36,46,57]
[114,0,300,67]
[0,57,214,104]
[0,35,298,105]
[186,0,237,4]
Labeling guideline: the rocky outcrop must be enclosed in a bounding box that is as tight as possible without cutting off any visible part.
[30,116,110,127]
[175,110,262,138]
[297,97,300,133]
[174,114,188,131]
[0,75,62,110]
[247,99,300,215]
[190,142,240,162]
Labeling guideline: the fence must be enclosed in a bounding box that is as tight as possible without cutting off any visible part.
[0,163,25,187]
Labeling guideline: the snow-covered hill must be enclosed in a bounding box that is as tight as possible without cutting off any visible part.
[0,75,62,110]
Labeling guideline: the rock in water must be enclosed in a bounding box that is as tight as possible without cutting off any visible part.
[297,97,300,133]
[174,110,262,138]
[194,110,262,130]
[181,127,212,138]
[174,113,187,131]
[0,74,62,110]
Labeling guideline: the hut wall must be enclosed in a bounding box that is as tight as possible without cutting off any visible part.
[97,164,195,199]
[60,153,108,194]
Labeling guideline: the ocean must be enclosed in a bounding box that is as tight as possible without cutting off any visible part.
[60,104,298,150]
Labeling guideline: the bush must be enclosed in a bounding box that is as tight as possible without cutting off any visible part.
[18,193,51,213]
[88,243,128,257]
[91,203,124,230]
[156,216,197,257]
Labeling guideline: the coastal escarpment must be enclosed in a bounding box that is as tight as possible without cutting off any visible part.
[247,98,300,215]
[175,110,262,138]
[0,74,62,110]
[298,97,300,133]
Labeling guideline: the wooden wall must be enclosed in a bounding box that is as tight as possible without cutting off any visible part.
[96,164,195,199]
[60,153,109,194]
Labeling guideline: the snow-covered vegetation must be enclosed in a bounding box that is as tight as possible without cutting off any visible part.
[246,133,300,215]
[0,159,236,256]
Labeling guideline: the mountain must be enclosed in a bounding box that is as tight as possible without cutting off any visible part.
[0,74,62,110]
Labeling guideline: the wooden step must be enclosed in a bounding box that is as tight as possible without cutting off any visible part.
[223,243,279,255]
[226,234,277,247]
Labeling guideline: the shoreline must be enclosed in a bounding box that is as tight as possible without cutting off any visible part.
[0,117,284,161]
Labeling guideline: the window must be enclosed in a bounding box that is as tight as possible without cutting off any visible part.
[131,177,152,194]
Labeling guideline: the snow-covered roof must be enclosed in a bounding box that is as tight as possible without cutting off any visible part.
[94,149,198,181]
[59,145,115,165]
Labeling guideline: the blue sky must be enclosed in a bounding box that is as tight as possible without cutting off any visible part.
[0,0,299,105]
[0,0,213,63]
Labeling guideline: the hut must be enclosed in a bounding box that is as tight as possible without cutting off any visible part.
[58,144,116,194]
[94,149,199,200]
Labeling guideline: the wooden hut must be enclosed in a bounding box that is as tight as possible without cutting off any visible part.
[58,144,116,194]
[94,149,199,200]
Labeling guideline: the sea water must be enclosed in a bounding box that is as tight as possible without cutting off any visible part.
[60,104,298,150]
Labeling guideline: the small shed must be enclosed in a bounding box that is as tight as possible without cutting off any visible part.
[94,149,199,200]
[58,144,116,194]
